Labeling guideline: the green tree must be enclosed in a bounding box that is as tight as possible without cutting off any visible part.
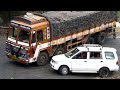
[117,11,120,22]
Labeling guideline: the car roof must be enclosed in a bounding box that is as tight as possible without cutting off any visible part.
[102,47,117,52]
[76,44,116,52]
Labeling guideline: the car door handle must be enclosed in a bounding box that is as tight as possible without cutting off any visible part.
[100,61,103,62]
[84,61,87,62]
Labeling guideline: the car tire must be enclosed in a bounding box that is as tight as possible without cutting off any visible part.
[36,52,49,66]
[59,66,69,75]
[98,67,110,77]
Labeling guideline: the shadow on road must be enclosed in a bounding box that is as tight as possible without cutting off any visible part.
[8,60,50,68]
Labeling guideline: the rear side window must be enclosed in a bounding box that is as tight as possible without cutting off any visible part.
[105,52,115,60]
[89,52,102,59]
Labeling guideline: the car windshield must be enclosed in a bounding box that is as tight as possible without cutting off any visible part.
[65,48,79,58]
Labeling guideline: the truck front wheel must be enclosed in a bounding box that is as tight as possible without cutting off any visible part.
[36,52,49,66]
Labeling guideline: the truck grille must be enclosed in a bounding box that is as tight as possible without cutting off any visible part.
[5,43,12,53]
[5,43,20,56]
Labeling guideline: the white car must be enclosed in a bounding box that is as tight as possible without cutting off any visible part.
[116,22,120,28]
[50,44,119,77]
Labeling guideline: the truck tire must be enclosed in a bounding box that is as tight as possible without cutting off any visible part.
[36,52,49,66]
[54,47,65,55]
[86,37,95,44]
[98,32,106,45]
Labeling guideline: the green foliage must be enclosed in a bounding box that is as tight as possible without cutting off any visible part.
[0,11,27,24]
[0,11,46,24]
[117,11,120,22]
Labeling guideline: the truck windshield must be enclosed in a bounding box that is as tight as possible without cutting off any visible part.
[65,48,79,58]
[9,26,30,44]
[19,30,30,43]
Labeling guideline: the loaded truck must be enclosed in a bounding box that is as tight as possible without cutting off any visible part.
[5,11,117,65]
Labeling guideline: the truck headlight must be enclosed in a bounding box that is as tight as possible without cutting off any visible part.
[20,49,27,54]
[19,49,27,58]
[5,43,11,53]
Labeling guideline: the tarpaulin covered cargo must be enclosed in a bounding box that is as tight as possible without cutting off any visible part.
[33,11,117,39]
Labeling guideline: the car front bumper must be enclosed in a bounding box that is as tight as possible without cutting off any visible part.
[50,61,59,70]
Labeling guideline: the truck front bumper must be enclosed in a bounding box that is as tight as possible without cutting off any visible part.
[6,52,29,64]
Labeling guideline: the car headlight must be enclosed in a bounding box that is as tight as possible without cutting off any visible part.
[52,59,58,64]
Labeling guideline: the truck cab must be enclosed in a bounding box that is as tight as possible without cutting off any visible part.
[5,12,50,65]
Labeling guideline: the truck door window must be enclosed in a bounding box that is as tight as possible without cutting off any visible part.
[32,31,36,43]
[12,27,18,38]
[37,30,43,42]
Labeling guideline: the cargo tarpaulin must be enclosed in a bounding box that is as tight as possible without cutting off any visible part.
[34,11,117,39]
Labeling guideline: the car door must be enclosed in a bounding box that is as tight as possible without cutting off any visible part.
[86,51,103,72]
[70,52,88,72]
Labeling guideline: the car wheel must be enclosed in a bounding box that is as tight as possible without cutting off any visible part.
[59,66,69,75]
[98,67,110,77]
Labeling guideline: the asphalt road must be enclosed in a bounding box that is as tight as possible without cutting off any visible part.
[0,34,120,79]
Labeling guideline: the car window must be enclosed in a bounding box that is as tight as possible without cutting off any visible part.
[105,52,115,60]
[72,52,87,59]
[89,52,102,59]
